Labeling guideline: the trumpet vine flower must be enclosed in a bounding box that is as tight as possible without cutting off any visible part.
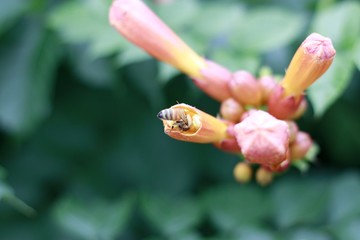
[109,0,336,185]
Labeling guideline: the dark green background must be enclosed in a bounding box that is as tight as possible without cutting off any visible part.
[1,0,360,239]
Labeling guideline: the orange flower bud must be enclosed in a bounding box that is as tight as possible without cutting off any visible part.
[229,71,262,106]
[258,75,277,104]
[220,98,245,122]
[267,85,305,120]
[234,110,290,166]
[290,131,313,161]
[256,167,273,186]
[157,103,229,143]
[233,162,252,184]
[281,33,336,97]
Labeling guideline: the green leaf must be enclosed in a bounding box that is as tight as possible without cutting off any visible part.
[53,195,133,240]
[210,50,260,74]
[193,2,245,40]
[328,172,360,223]
[353,40,360,71]
[332,218,360,240]
[271,176,329,229]
[0,167,35,216]
[0,0,29,34]
[230,7,305,53]
[158,62,180,84]
[140,193,203,236]
[49,0,124,58]
[311,1,360,50]
[292,160,310,173]
[307,51,355,117]
[0,19,60,136]
[233,226,276,240]
[68,45,117,88]
[285,228,331,240]
[201,184,271,232]
[116,44,152,66]
[156,0,198,30]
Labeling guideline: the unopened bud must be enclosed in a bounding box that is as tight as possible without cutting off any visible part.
[233,162,252,183]
[256,167,273,186]
[267,85,304,120]
[281,33,336,97]
[259,76,277,104]
[290,98,308,120]
[286,120,299,144]
[290,131,313,161]
[229,71,262,106]
[220,98,244,122]
[193,60,233,101]
[263,158,290,173]
[234,110,290,166]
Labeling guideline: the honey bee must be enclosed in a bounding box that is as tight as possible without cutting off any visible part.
[157,107,192,131]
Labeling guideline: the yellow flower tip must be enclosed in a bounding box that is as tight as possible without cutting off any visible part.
[157,103,229,143]
[281,33,336,97]
[109,0,206,78]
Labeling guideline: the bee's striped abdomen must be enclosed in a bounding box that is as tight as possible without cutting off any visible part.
[157,109,182,121]
[157,107,191,131]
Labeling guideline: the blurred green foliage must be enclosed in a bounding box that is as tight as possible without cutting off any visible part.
[0,0,360,239]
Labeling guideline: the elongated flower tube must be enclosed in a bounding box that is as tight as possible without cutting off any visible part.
[109,0,232,101]
[157,103,229,143]
[234,110,289,166]
[281,33,336,97]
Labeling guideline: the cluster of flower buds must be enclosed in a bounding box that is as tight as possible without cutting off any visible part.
[109,0,336,185]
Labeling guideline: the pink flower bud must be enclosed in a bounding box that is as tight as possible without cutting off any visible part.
[258,76,277,104]
[240,109,258,122]
[193,60,233,101]
[267,85,304,120]
[213,138,241,154]
[220,98,244,122]
[233,162,252,184]
[229,71,262,106]
[290,98,308,120]
[281,33,336,97]
[286,120,299,144]
[263,158,290,173]
[290,131,313,161]
[234,110,290,166]
[256,167,273,186]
